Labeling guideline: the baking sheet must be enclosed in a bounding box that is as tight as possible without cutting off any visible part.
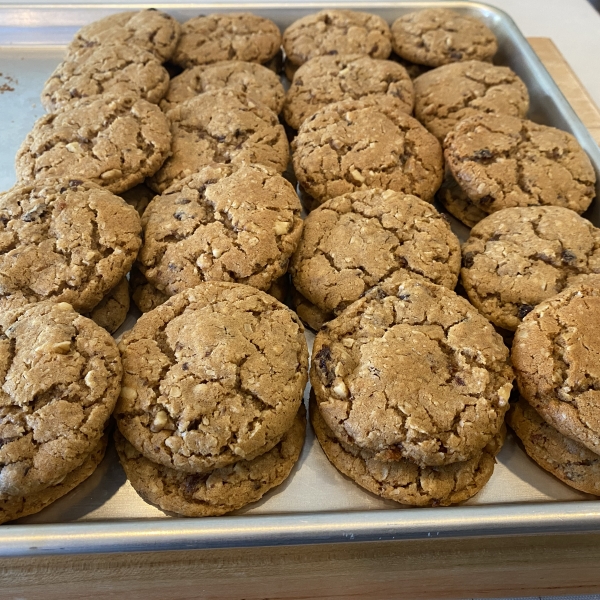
[1,1,600,556]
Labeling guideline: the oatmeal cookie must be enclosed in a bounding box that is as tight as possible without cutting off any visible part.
[116,282,308,473]
[85,278,130,334]
[311,276,514,467]
[436,169,486,228]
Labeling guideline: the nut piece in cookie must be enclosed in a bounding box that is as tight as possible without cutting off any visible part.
[283,54,414,130]
[414,60,529,142]
[149,89,289,193]
[0,178,141,314]
[444,113,596,214]
[508,398,600,496]
[172,13,281,69]
[67,9,181,63]
[310,277,514,467]
[116,282,309,474]
[115,408,305,517]
[16,94,171,195]
[140,163,303,296]
[292,97,443,206]
[391,8,497,67]
[461,206,600,331]
[283,10,392,69]
[0,302,121,497]
[512,284,600,456]
[290,188,461,319]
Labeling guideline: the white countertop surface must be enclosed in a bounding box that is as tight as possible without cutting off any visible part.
[1,0,599,108]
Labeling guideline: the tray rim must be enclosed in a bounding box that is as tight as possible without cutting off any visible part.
[1,0,599,557]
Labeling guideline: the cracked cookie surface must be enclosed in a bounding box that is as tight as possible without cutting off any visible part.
[508,398,600,496]
[85,278,130,334]
[391,8,497,67]
[0,302,121,496]
[0,179,141,313]
[414,61,529,142]
[283,55,414,130]
[42,45,169,113]
[292,97,443,206]
[139,164,303,296]
[444,113,596,214]
[461,206,600,331]
[0,434,108,524]
[115,408,305,516]
[67,9,181,62]
[311,394,503,506]
[160,60,285,114]
[16,94,171,195]
[172,13,281,69]
[512,285,600,456]
[116,282,308,473]
[310,277,514,467]
[149,89,289,193]
[290,189,460,317]
[283,10,391,68]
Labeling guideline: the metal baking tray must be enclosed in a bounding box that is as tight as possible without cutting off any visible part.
[1,1,600,557]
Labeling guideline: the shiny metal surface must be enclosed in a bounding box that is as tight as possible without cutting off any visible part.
[0,1,599,557]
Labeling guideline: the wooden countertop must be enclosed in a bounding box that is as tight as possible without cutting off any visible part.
[2,38,600,600]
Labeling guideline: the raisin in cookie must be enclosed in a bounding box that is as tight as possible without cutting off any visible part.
[508,398,600,496]
[311,276,514,467]
[414,61,529,142]
[311,394,503,506]
[16,94,171,195]
[172,13,281,69]
[444,113,596,214]
[115,408,305,517]
[283,55,414,130]
[512,284,600,456]
[0,302,121,496]
[160,60,285,114]
[391,8,497,67]
[292,97,443,206]
[290,189,460,319]
[116,282,308,473]
[67,9,181,62]
[149,89,289,193]
[0,179,141,314]
[461,206,600,331]
[283,10,392,69]
[139,164,302,296]
[42,45,170,113]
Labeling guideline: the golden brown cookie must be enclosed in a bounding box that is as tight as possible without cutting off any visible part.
[414,61,529,142]
[116,282,308,474]
[444,113,596,214]
[290,286,332,332]
[41,45,170,113]
[283,54,414,130]
[0,178,141,314]
[461,206,600,331]
[172,13,281,69]
[16,94,171,195]
[139,164,302,296]
[130,266,170,314]
[292,97,443,206]
[0,435,108,525]
[436,169,487,228]
[311,394,503,507]
[85,278,130,334]
[290,189,461,318]
[311,276,514,467]
[148,89,289,193]
[159,60,285,114]
[67,9,181,62]
[512,284,600,456]
[0,302,121,496]
[508,398,600,496]
[391,8,497,67]
[283,10,392,69]
[115,408,305,517]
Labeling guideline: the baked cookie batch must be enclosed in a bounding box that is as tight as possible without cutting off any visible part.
[0,6,598,523]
